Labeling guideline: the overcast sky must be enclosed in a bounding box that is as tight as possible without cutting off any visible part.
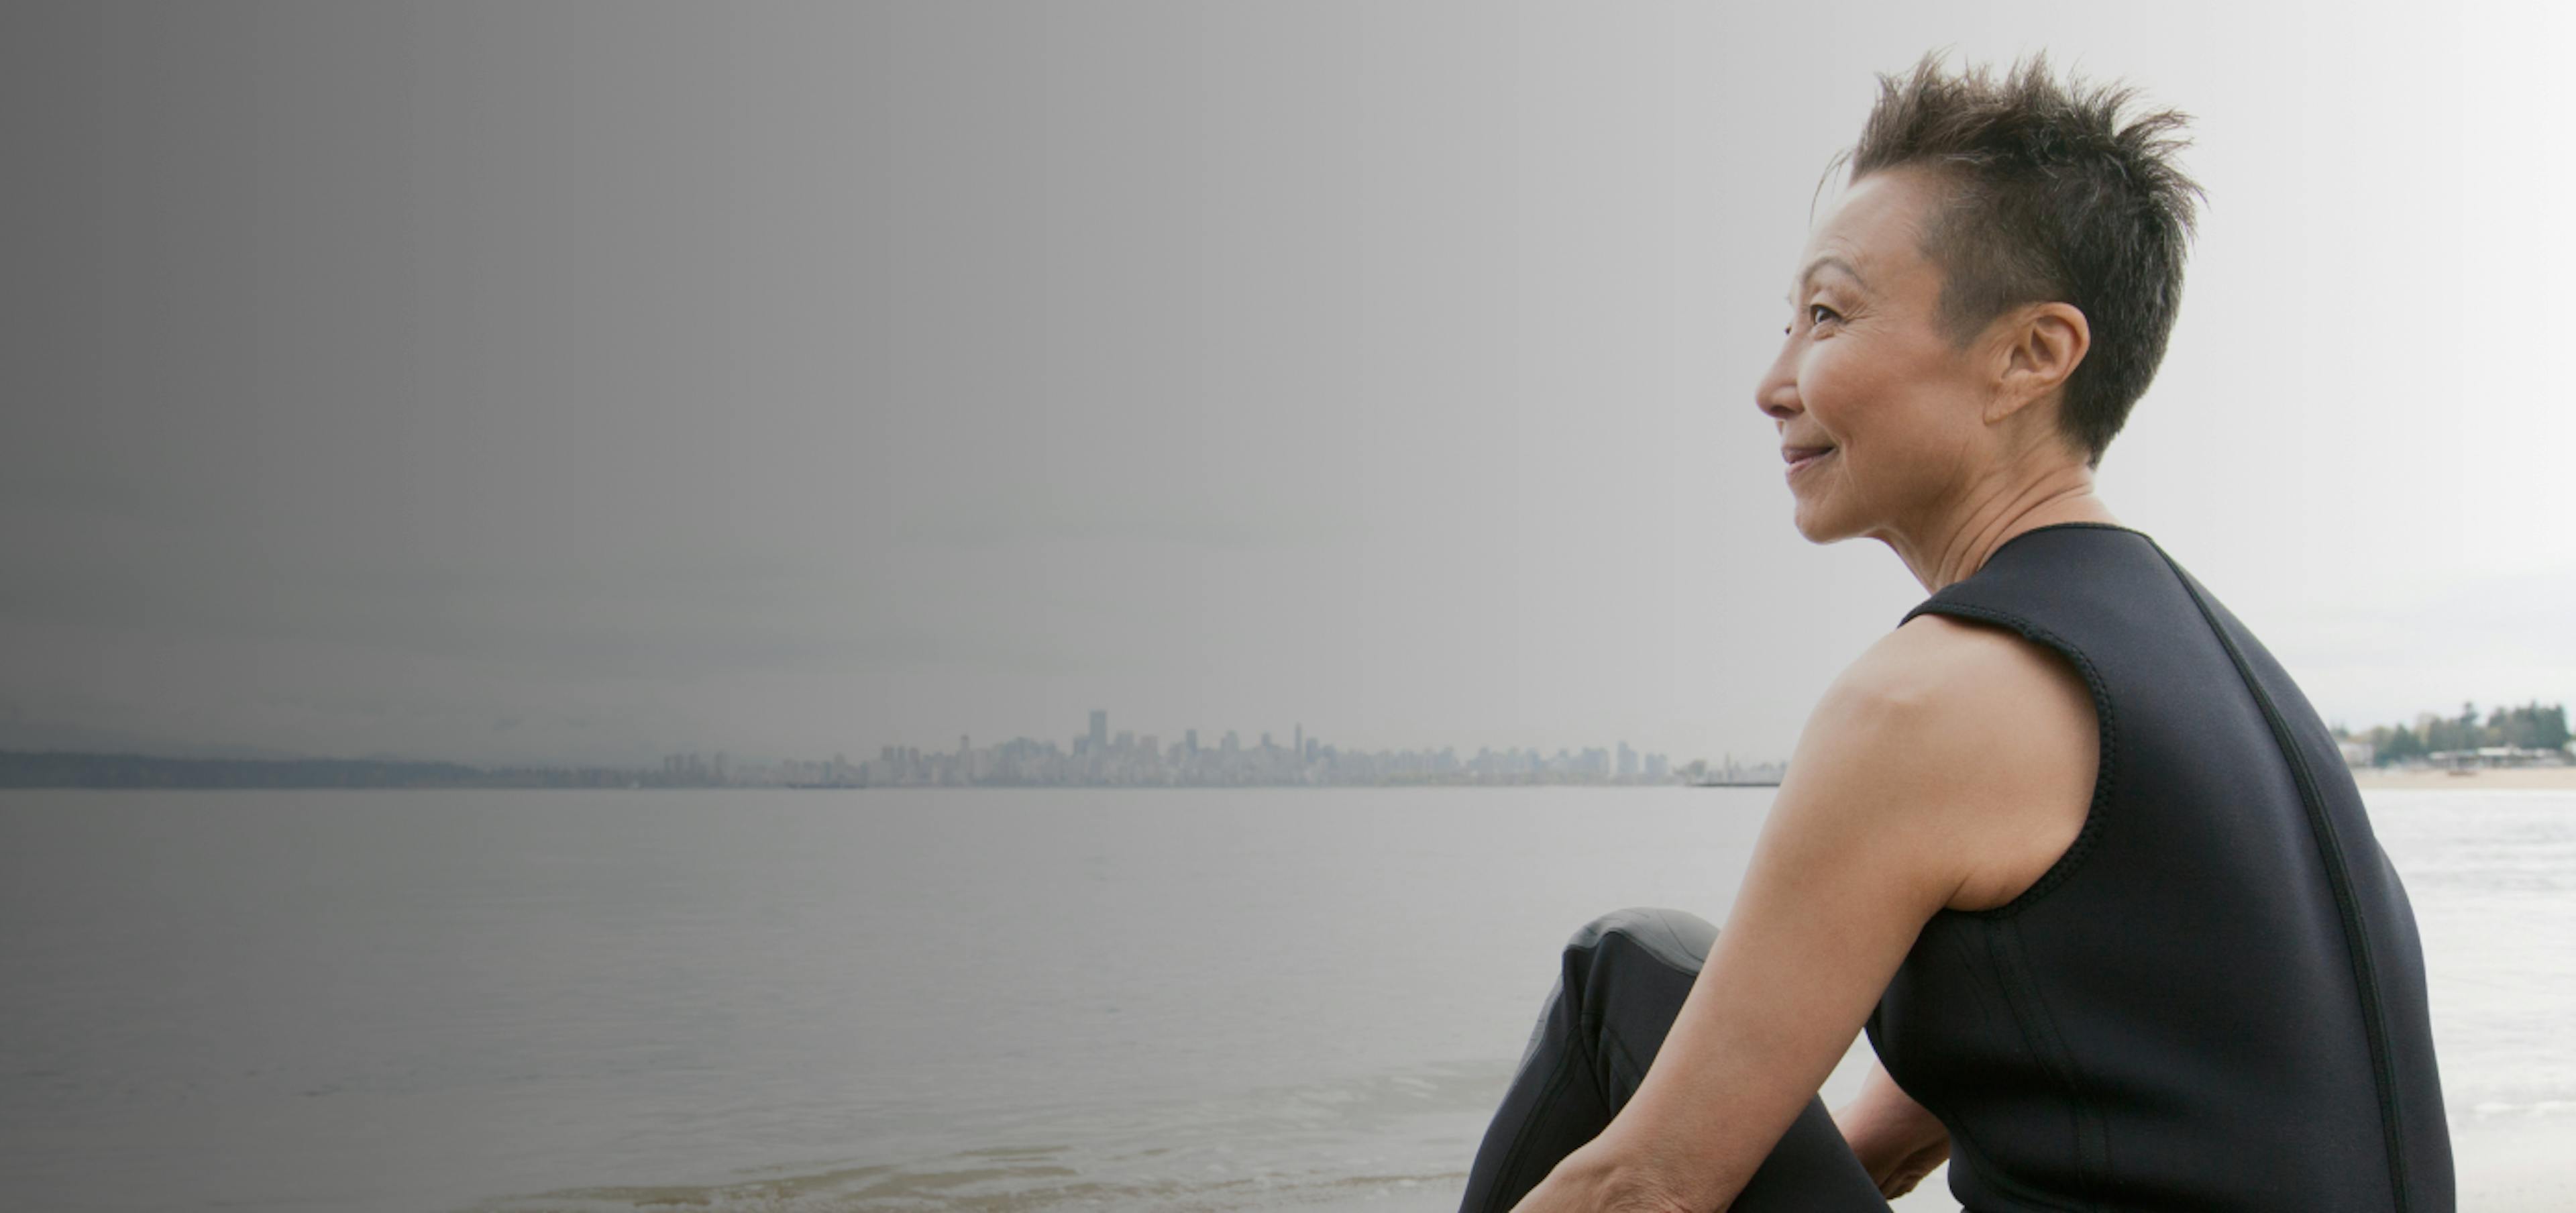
[2,1,2567,768]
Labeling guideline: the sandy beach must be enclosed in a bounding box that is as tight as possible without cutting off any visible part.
[2349,766,2576,791]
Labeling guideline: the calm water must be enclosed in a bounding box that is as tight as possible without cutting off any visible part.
[0,787,2567,1212]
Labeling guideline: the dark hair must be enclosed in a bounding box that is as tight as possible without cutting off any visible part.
[1821,50,2206,470]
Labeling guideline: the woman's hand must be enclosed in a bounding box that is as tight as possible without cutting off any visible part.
[1831,1059,1951,1199]
[1501,1137,1695,1213]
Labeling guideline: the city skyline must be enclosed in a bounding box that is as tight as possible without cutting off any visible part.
[810,705,1701,788]
[0,698,1799,790]
[4,7,2567,775]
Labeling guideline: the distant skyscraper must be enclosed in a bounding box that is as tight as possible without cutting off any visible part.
[1295,723,1303,755]
[1089,709,1108,752]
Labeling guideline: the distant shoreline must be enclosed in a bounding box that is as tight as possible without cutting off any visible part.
[5,749,2565,792]
[0,750,1707,791]
[2350,766,2576,790]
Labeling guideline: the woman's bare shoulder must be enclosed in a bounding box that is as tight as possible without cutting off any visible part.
[1815,612,2091,735]
[1804,613,2100,912]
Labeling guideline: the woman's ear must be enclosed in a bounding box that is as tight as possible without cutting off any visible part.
[1985,302,2091,425]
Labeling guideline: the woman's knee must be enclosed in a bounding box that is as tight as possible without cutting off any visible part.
[1565,906,1717,970]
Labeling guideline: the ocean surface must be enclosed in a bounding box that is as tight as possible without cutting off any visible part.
[1,786,2568,1212]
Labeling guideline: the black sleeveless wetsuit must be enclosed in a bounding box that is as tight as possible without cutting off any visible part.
[1457,521,2455,1213]
[1867,521,2453,1211]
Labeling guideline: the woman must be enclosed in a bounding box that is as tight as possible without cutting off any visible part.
[1456,52,2454,1213]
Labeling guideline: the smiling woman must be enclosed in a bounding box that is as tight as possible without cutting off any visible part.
[1756,160,2110,584]
[1454,50,2455,1213]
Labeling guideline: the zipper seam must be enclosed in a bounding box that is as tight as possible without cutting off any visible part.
[2150,542,2412,1210]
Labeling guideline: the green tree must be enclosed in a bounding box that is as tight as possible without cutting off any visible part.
[2496,700,2570,750]
[2540,702,2571,750]
[2375,724,2423,766]
[2363,700,2567,761]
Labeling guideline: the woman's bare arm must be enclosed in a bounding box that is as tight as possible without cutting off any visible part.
[1499,617,2089,1213]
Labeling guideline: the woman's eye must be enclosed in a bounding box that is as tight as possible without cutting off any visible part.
[1808,303,1839,327]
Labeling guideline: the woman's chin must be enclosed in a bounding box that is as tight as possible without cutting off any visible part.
[1788,499,1833,543]
[1790,501,1860,546]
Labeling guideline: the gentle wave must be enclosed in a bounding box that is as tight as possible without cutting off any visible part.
[463,1061,1507,1212]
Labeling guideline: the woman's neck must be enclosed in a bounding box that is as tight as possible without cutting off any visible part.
[1880,470,2121,594]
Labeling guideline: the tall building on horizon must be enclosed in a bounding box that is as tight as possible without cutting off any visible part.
[1089,709,1108,753]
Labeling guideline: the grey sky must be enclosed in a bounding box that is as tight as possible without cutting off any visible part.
[3,1,2567,768]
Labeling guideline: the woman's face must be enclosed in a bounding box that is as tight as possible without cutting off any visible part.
[1754,167,1997,546]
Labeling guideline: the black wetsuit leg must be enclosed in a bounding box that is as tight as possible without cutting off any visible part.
[1456,907,1892,1213]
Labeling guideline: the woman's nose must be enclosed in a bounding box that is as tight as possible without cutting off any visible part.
[1754,350,1801,421]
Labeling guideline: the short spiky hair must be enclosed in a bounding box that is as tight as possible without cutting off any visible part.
[1823,50,2206,469]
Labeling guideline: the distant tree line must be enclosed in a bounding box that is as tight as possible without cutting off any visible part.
[2337,701,2570,767]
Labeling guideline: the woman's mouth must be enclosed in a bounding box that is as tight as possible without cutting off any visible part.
[1784,446,1835,480]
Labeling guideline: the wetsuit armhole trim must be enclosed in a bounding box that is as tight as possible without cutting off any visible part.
[1891,598,2118,922]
